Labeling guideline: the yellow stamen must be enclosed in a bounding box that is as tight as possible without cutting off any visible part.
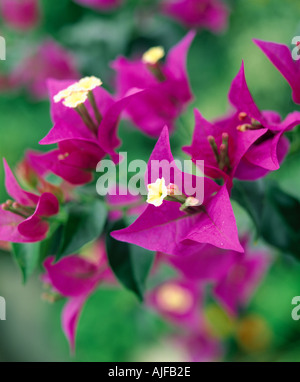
[185,197,200,207]
[53,76,102,105]
[57,152,69,161]
[75,76,102,92]
[63,91,88,108]
[166,183,179,196]
[53,86,75,103]
[142,46,165,65]
[156,284,193,314]
[146,177,168,207]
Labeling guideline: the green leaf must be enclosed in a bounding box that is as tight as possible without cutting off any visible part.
[232,180,300,258]
[106,219,155,301]
[231,179,265,235]
[261,185,300,257]
[39,224,64,261]
[57,199,107,259]
[11,242,41,283]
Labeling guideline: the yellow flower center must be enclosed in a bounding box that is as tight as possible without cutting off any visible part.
[63,91,88,108]
[76,76,103,92]
[156,283,193,314]
[53,76,102,108]
[146,177,168,207]
[53,87,74,103]
[142,46,165,65]
[57,152,70,161]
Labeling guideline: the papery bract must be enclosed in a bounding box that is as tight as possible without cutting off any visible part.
[34,80,144,185]
[43,241,114,350]
[0,0,40,30]
[11,40,79,100]
[147,279,203,329]
[213,238,271,315]
[160,244,241,283]
[161,0,229,32]
[0,159,59,243]
[184,62,300,183]
[111,126,243,255]
[254,39,300,104]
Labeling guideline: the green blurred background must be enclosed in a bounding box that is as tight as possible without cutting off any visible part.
[1,0,300,361]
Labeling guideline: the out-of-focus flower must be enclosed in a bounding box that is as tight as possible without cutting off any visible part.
[254,39,300,105]
[42,240,114,351]
[235,314,272,353]
[111,126,243,256]
[161,0,229,33]
[32,79,144,185]
[160,236,270,315]
[147,279,203,329]
[176,330,224,362]
[0,0,40,31]
[111,31,195,137]
[11,40,80,100]
[16,153,65,203]
[183,62,300,184]
[213,238,271,315]
[0,159,59,243]
[160,244,241,283]
[73,0,123,11]
[28,141,106,186]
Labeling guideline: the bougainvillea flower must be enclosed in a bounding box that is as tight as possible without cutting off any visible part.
[73,0,122,11]
[11,40,79,99]
[176,331,223,362]
[160,244,241,283]
[213,237,271,315]
[111,31,195,137]
[254,39,300,104]
[161,0,229,32]
[35,79,144,184]
[43,241,114,350]
[0,0,40,30]
[183,62,300,183]
[16,153,67,204]
[0,159,59,243]
[111,126,243,256]
[147,279,203,329]
[106,185,146,221]
[27,141,105,185]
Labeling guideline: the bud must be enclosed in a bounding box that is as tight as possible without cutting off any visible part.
[238,112,247,121]
[12,202,20,209]
[185,196,200,207]
[166,183,179,196]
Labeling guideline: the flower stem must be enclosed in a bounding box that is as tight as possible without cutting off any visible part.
[88,91,102,126]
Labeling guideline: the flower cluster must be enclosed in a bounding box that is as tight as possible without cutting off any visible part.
[1,27,299,359]
[75,0,230,32]
[0,0,230,34]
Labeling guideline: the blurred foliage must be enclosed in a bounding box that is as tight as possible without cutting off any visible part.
[1,0,300,361]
